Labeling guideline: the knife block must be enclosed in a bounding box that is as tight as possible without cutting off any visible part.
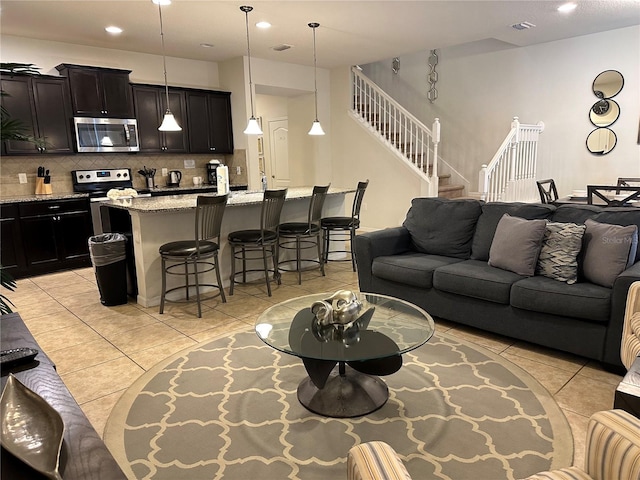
[35,178,52,195]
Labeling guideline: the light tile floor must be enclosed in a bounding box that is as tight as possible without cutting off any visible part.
[6,262,623,470]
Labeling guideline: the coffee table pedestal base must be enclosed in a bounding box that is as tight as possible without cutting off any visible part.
[297,366,388,418]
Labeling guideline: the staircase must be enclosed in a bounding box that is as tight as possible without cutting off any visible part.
[350,66,467,198]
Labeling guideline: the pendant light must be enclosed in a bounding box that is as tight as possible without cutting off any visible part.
[155,0,181,131]
[308,22,325,136]
[241,6,263,135]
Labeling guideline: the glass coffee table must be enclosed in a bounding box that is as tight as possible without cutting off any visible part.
[255,292,434,417]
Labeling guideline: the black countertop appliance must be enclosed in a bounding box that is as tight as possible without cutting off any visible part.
[207,161,220,186]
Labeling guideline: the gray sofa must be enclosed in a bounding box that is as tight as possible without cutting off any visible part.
[355,198,640,370]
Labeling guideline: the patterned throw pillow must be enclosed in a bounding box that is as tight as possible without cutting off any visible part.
[536,221,586,284]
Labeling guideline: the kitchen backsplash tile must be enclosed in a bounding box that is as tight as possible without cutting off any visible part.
[0,151,248,197]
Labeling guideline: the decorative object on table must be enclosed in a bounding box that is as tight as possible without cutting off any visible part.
[587,69,623,155]
[35,165,52,195]
[307,22,325,135]
[138,166,156,189]
[311,290,363,327]
[240,5,262,135]
[155,0,181,132]
[1,374,65,480]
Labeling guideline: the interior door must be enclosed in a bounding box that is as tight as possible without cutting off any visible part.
[268,118,290,188]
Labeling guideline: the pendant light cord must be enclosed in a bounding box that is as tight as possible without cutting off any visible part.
[158,3,171,111]
[243,7,256,118]
[311,24,319,121]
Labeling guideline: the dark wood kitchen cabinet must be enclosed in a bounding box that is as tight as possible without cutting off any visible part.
[56,64,134,118]
[132,84,188,153]
[0,74,74,155]
[1,198,93,279]
[186,90,234,154]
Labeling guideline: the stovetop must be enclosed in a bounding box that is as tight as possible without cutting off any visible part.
[72,168,133,196]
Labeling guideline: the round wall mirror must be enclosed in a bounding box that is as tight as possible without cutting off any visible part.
[592,70,624,99]
[586,128,617,155]
[589,99,620,127]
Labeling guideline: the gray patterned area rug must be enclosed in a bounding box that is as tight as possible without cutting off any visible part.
[104,329,573,480]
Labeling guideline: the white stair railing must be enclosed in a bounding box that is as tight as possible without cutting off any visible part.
[478,117,545,202]
[351,66,440,196]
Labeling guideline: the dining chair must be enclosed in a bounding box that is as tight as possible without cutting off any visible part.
[536,179,559,204]
[321,180,369,271]
[228,188,287,296]
[159,194,228,318]
[617,178,640,193]
[587,184,640,207]
[278,184,330,285]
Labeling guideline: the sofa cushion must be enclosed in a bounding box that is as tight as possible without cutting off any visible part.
[433,259,524,304]
[372,253,463,289]
[536,222,586,284]
[594,209,640,263]
[511,276,611,322]
[471,203,555,261]
[551,204,602,224]
[489,214,547,276]
[402,198,482,259]
[582,219,638,288]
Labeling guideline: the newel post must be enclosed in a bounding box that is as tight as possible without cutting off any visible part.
[431,118,440,182]
[478,164,488,201]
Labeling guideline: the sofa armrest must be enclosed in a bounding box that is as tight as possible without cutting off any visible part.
[355,227,412,292]
[604,262,640,368]
[584,409,640,479]
[347,441,412,480]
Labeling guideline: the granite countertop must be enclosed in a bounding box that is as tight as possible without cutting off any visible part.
[102,187,354,213]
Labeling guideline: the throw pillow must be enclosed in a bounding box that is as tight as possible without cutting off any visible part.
[536,222,586,284]
[402,198,482,259]
[488,214,547,276]
[582,219,638,288]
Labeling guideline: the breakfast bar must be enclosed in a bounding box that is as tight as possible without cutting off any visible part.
[102,187,353,307]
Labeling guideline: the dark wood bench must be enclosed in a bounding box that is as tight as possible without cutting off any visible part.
[1,312,126,480]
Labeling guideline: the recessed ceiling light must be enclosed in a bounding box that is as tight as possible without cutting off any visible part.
[200,43,215,48]
[256,21,271,29]
[105,26,123,34]
[151,0,171,5]
[557,3,577,13]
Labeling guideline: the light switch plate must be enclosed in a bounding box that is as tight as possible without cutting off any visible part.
[184,159,196,169]
[236,166,242,175]
[18,173,27,184]
[162,168,168,176]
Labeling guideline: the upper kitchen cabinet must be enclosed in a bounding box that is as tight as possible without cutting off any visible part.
[186,91,234,154]
[56,64,134,118]
[132,84,188,153]
[1,74,74,155]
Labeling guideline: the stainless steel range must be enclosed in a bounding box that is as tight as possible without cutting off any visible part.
[71,168,142,234]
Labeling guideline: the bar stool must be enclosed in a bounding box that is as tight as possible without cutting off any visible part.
[321,180,368,271]
[278,185,330,284]
[228,188,287,296]
[159,194,228,318]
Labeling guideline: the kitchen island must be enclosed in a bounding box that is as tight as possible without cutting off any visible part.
[102,187,354,307]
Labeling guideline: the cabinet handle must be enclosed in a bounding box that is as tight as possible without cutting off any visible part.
[48,205,61,210]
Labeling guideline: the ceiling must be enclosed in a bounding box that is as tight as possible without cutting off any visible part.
[1,1,639,70]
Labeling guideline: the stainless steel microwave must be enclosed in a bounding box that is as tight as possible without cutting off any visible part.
[73,117,140,153]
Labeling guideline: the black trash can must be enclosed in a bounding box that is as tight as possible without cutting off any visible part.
[89,233,128,306]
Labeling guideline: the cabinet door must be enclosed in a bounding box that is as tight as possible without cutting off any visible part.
[0,204,27,278]
[133,85,163,152]
[31,77,74,154]
[56,210,92,261]
[162,89,188,153]
[208,93,234,154]
[186,91,211,153]
[67,69,104,116]
[20,215,60,269]
[1,76,40,154]
[101,72,134,118]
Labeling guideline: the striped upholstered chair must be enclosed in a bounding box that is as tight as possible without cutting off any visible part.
[621,281,640,370]
[347,410,640,480]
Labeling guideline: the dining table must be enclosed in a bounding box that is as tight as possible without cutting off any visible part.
[555,184,640,207]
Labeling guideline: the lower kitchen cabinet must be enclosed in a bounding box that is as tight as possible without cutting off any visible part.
[1,199,93,279]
